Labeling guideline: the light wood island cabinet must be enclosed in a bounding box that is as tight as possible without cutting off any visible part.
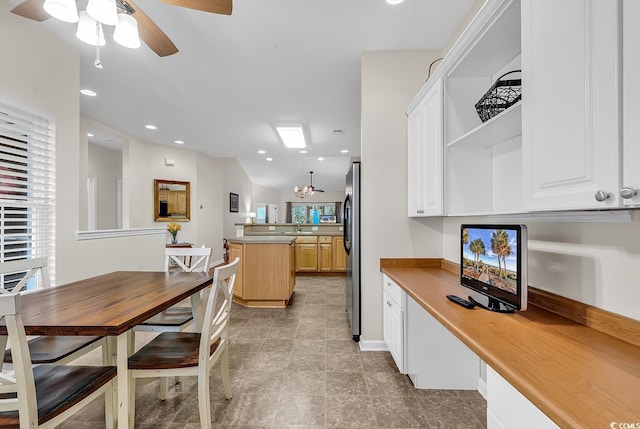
[228,236,295,308]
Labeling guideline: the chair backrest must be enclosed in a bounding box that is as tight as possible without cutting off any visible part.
[199,257,239,365]
[0,293,39,425]
[0,257,50,293]
[164,248,212,273]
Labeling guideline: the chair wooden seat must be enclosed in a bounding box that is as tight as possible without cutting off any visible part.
[128,331,221,370]
[0,364,116,427]
[4,335,104,365]
[138,307,193,328]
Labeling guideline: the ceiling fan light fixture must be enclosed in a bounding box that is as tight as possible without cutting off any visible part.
[86,0,118,26]
[275,123,306,149]
[43,0,79,23]
[294,171,323,198]
[113,13,141,48]
[76,11,106,46]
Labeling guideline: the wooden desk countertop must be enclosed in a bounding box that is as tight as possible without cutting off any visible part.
[381,259,640,429]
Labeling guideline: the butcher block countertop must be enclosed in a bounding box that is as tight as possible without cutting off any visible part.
[380,258,640,429]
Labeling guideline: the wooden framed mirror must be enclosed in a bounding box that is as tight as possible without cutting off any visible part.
[154,179,191,222]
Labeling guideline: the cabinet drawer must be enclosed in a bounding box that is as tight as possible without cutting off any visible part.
[295,236,318,244]
[382,274,403,308]
[318,236,332,243]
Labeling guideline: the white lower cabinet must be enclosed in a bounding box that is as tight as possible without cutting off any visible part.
[487,366,558,429]
[405,293,479,389]
[382,275,406,373]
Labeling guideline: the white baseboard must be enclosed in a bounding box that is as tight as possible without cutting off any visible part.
[358,339,388,351]
[478,377,487,400]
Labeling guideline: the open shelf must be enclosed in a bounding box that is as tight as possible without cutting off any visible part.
[447,101,521,148]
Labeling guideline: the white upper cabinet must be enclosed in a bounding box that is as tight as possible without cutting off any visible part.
[407,79,443,217]
[522,0,622,211]
[443,0,522,216]
[622,0,640,206]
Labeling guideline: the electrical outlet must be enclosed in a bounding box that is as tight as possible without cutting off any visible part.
[312,226,318,231]
[269,226,275,231]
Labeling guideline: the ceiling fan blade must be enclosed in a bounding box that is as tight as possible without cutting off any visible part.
[158,0,232,15]
[11,0,51,22]
[125,0,178,57]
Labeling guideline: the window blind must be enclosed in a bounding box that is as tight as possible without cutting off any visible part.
[0,95,56,288]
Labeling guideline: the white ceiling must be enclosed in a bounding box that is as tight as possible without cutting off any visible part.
[19,0,477,192]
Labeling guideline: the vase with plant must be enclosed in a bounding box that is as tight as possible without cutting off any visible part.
[167,222,181,244]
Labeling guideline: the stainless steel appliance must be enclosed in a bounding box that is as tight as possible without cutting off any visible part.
[343,160,361,342]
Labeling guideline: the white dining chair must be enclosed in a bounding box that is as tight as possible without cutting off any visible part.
[0,292,117,428]
[132,246,212,399]
[128,257,239,429]
[0,257,107,367]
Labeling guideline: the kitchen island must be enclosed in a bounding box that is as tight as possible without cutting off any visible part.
[228,236,296,308]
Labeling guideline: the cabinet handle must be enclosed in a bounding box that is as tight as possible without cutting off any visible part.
[387,282,392,287]
[594,190,610,202]
[620,186,638,200]
[416,209,424,214]
[386,300,392,307]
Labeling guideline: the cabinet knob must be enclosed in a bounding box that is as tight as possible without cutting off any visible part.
[594,190,610,202]
[386,300,392,307]
[620,186,638,200]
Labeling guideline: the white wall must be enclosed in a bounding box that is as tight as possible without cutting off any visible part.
[223,158,255,239]
[443,216,640,321]
[361,50,445,343]
[88,143,121,230]
[196,156,225,260]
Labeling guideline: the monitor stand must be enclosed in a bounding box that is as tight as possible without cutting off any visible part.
[468,295,514,314]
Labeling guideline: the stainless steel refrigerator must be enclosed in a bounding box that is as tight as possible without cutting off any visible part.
[343,160,361,342]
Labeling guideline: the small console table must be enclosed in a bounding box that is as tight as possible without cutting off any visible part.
[380,258,640,429]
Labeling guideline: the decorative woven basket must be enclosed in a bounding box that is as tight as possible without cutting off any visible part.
[474,70,522,123]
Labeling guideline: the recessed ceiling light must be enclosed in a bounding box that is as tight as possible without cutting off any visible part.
[174,140,184,145]
[385,0,405,4]
[266,157,273,162]
[340,149,349,153]
[87,133,94,137]
[318,157,324,161]
[80,89,97,96]
[299,150,308,154]
[145,124,157,130]
[258,150,266,154]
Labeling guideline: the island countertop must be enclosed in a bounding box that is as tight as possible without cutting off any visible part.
[227,236,296,244]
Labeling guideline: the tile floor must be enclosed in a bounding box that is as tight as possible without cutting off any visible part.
[64,275,487,428]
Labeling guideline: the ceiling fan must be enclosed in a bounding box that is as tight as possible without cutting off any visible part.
[10,0,232,57]
[294,171,325,198]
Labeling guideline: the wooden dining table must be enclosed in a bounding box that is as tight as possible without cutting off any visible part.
[0,270,213,428]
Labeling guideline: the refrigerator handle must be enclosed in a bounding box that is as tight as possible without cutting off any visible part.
[343,195,350,254]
